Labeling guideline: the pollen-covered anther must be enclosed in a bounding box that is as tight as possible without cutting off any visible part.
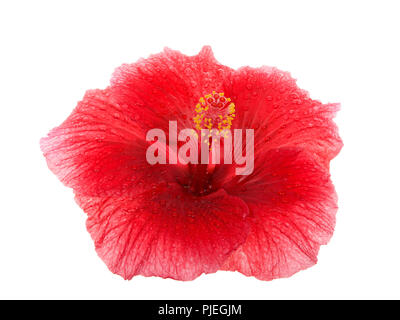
[192,91,235,132]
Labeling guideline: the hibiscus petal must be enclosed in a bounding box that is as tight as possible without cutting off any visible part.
[223,67,343,167]
[76,184,249,281]
[222,148,337,280]
[40,88,183,197]
[111,46,233,132]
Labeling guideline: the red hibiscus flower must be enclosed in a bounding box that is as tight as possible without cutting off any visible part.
[41,46,342,281]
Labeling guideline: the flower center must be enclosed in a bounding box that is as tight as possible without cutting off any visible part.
[181,92,236,196]
[193,91,235,132]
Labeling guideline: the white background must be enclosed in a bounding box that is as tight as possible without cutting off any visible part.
[1,0,399,299]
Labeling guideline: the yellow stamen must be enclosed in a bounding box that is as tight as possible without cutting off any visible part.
[192,91,236,132]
